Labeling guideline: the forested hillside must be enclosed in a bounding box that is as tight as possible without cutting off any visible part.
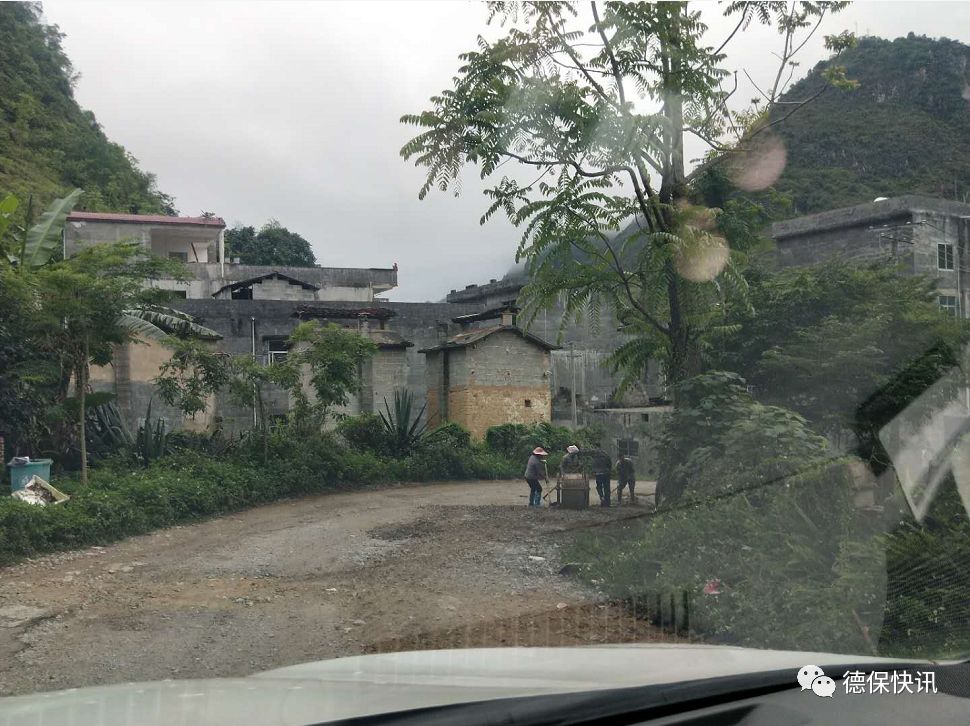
[0,2,174,213]
[769,34,970,215]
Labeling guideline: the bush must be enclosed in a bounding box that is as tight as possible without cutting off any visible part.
[0,420,522,566]
[429,422,472,449]
[569,371,891,654]
[334,413,392,455]
[484,421,603,472]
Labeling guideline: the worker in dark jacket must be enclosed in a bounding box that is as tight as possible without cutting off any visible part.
[524,447,549,507]
[616,455,636,505]
[589,448,612,507]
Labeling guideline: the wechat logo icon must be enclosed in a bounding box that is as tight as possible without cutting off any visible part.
[797,665,835,697]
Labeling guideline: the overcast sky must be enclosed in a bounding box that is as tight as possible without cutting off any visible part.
[40,1,970,301]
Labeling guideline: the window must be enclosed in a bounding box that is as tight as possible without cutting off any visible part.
[524,399,532,408]
[939,295,959,316]
[640,413,650,422]
[231,286,253,300]
[617,439,639,457]
[169,251,188,263]
[167,289,187,299]
[938,243,954,270]
[266,338,288,364]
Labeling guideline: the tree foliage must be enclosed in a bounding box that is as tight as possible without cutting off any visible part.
[402,1,849,385]
[225,220,316,267]
[707,261,970,469]
[755,34,970,214]
[0,3,174,214]
[287,321,377,422]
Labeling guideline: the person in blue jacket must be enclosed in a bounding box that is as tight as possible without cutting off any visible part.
[524,447,549,507]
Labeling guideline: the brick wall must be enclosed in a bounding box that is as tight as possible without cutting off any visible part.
[428,331,553,438]
[448,385,551,439]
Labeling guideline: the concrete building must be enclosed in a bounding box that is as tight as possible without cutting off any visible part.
[71,212,407,433]
[771,195,970,317]
[419,308,557,439]
[64,211,397,301]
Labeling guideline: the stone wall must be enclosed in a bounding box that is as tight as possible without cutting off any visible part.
[448,385,551,439]
[427,330,553,439]
[105,299,482,433]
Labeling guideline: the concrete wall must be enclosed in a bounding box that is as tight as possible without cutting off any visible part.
[250,278,317,302]
[361,348,411,415]
[772,197,970,317]
[774,213,915,269]
[65,220,219,264]
[587,406,671,481]
[152,299,482,433]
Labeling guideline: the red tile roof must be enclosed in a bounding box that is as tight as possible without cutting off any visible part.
[67,211,226,228]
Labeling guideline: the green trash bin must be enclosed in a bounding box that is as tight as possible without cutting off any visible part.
[7,459,53,493]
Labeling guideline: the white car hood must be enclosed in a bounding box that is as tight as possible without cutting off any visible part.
[0,644,913,726]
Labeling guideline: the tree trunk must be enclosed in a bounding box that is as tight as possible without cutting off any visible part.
[78,340,88,485]
[659,4,695,391]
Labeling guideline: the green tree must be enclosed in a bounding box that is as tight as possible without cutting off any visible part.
[286,322,377,429]
[0,4,174,213]
[154,321,376,440]
[707,261,970,470]
[33,243,214,483]
[402,1,851,386]
[153,338,232,419]
[225,220,316,267]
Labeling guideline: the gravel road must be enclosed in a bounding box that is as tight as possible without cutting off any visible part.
[0,480,663,697]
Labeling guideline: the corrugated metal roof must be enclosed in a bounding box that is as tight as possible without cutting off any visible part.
[67,211,226,228]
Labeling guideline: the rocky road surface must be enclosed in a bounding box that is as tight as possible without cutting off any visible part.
[0,479,665,697]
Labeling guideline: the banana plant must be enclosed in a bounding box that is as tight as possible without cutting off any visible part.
[1,189,83,269]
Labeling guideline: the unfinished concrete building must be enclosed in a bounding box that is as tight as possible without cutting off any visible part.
[69,211,409,432]
[419,308,557,439]
[771,195,970,317]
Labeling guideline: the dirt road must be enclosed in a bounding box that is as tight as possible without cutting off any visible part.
[0,480,662,697]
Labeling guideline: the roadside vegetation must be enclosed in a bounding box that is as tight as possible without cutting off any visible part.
[0,418,613,565]
[3,0,970,662]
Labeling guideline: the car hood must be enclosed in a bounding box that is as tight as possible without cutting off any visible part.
[0,644,915,725]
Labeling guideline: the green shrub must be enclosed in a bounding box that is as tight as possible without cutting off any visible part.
[569,371,891,654]
[429,422,472,449]
[570,371,970,657]
[334,413,391,455]
[0,422,520,565]
[484,421,602,471]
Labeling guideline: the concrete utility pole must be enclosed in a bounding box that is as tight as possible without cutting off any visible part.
[569,342,578,429]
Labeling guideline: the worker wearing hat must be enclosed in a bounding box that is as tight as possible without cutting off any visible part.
[560,444,582,475]
[524,447,549,507]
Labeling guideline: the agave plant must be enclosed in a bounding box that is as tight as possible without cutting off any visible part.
[86,400,135,456]
[379,389,429,457]
[136,399,168,467]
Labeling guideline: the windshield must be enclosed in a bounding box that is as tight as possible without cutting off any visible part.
[1,0,969,710]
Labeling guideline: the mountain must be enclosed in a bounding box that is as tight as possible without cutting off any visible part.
[767,34,970,215]
[0,2,174,213]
